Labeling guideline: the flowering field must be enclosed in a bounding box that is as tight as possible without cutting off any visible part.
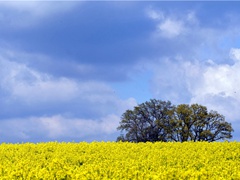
[0,141,239,179]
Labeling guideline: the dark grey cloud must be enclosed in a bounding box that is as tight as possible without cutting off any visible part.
[0,2,154,77]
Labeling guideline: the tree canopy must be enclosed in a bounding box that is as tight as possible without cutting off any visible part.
[117,99,233,142]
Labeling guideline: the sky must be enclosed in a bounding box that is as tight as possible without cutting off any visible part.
[0,1,240,143]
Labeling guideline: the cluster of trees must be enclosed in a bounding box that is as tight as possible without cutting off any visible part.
[117,99,233,142]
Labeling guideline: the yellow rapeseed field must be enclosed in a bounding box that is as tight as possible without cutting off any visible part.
[0,141,239,179]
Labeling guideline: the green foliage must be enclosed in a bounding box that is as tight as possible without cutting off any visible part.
[117,99,233,142]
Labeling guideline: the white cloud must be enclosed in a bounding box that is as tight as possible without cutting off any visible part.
[0,1,80,28]
[145,7,240,123]
[0,58,79,103]
[0,49,138,142]
[189,50,240,121]
[186,11,198,25]
[146,8,164,20]
[0,56,137,112]
[230,48,240,62]
[157,19,185,38]
[148,57,192,104]
[39,114,120,139]
[146,8,189,39]
[147,48,240,123]
[0,1,78,16]
[0,114,122,142]
[0,57,90,102]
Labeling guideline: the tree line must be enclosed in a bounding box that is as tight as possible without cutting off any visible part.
[117,99,233,142]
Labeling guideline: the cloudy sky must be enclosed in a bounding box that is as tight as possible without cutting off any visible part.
[0,1,240,143]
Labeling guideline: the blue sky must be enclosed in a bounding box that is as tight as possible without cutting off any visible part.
[0,1,240,143]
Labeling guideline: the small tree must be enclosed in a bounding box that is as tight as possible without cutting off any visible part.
[117,99,234,142]
[117,99,174,142]
[169,104,233,142]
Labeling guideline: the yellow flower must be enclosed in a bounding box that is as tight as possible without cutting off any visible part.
[0,141,239,179]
